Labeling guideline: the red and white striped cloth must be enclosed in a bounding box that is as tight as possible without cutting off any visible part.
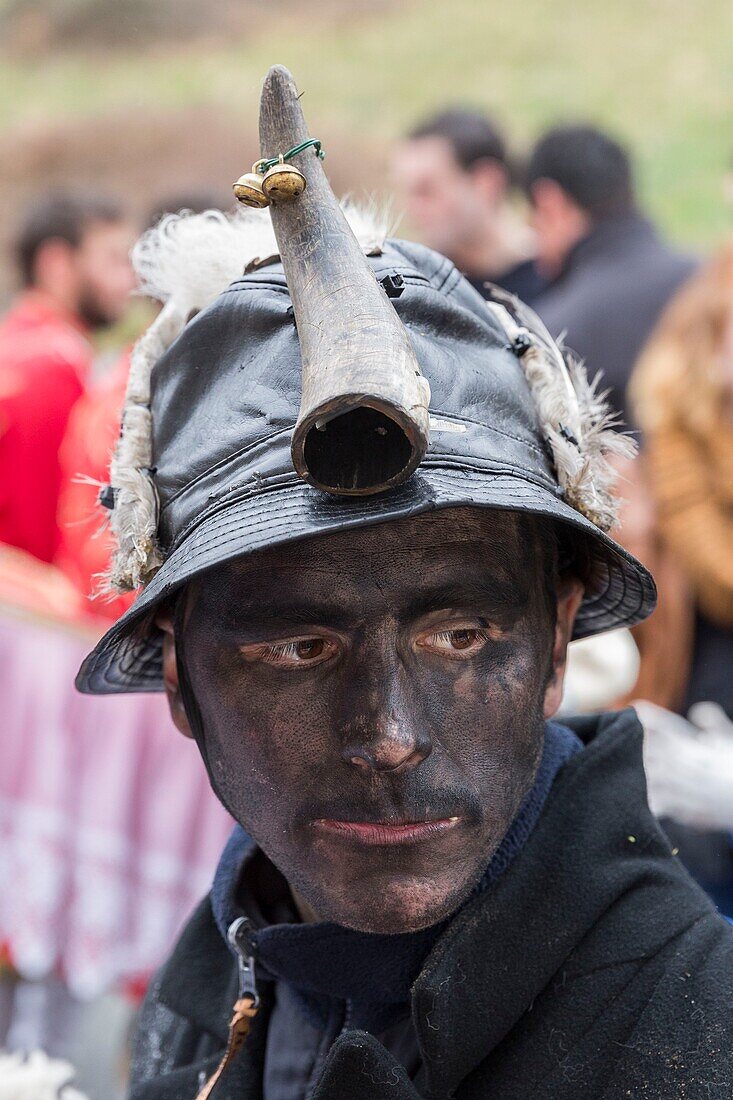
[0,546,232,1000]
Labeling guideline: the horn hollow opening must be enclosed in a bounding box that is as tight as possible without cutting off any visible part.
[297,404,418,495]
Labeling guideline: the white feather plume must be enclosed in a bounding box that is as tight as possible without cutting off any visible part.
[133,208,274,314]
[132,200,392,314]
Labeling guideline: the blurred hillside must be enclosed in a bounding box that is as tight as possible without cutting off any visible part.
[0,0,732,300]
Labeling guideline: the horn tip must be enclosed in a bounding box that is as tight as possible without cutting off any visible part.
[262,64,297,95]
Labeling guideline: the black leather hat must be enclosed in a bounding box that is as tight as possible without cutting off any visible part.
[77,235,655,695]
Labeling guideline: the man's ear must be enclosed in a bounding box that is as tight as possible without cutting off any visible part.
[530,179,591,244]
[156,613,194,739]
[529,177,563,214]
[543,579,585,719]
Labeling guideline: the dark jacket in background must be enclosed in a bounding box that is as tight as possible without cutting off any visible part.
[466,257,547,307]
[533,213,695,428]
[129,710,733,1099]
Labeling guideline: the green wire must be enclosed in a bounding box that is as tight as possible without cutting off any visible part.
[255,139,324,175]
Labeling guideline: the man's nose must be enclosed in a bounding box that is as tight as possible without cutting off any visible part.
[340,663,432,773]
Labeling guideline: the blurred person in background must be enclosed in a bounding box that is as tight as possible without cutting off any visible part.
[526,125,695,427]
[0,192,231,1098]
[0,191,135,563]
[639,698,733,921]
[628,242,733,915]
[391,108,545,303]
[55,190,227,619]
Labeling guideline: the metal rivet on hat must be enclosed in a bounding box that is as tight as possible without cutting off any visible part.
[510,330,533,358]
[380,273,406,299]
[98,484,117,510]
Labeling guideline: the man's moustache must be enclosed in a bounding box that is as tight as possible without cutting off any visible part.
[298,785,482,827]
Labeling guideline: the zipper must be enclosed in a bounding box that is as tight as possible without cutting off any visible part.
[339,999,352,1036]
[228,916,260,1006]
[193,917,260,1100]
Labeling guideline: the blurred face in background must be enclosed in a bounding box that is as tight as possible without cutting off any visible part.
[34,218,136,329]
[391,135,508,262]
[74,219,137,327]
[528,179,590,279]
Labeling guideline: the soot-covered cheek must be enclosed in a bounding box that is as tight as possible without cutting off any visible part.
[192,636,334,778]
[424,627,547,790]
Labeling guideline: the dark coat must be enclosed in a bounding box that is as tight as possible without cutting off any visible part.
[129,710,733,1099]
[533,214,695,428]
[465,258,547,307]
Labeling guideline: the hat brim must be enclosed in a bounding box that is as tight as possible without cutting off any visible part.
[77,466,656,694]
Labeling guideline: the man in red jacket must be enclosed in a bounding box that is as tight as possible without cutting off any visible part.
[0,191,135,562]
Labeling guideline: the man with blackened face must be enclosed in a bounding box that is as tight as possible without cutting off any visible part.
[162,511,582,938]
[79,68,733,1100]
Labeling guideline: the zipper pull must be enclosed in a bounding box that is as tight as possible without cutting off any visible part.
[193,918,260,1100]
[228,916,260,1006]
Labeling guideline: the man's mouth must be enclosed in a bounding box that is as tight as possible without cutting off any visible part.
[310,817,460,846]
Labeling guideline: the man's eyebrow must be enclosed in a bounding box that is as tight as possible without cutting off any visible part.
[215,599,359,631]
[206,575,529,631]
[406,578,527,618]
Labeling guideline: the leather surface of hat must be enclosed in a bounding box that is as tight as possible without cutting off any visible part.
[261,155,307,203]
[232,167,270,208]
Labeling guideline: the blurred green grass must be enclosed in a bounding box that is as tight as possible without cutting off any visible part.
[2,0,732,246]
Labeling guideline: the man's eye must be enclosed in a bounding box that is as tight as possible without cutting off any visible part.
[240,637,337,668]
[417,628,490,657]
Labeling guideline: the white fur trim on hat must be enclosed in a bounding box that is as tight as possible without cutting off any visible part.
[485,300,635,532]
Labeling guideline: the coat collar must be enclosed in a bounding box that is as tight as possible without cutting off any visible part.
[156,710,710,1098]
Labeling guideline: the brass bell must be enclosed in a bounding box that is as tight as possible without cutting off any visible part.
[261,156,307,203]
[232,165,270,209]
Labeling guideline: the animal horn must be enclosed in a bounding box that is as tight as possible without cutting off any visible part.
[258,65,431,496]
